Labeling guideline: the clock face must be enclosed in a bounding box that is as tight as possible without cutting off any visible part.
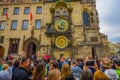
[55,36,69,49]
[55,19,69,32]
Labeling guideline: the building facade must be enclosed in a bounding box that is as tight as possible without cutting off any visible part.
[0,0,109,59]
[108,42,120,55]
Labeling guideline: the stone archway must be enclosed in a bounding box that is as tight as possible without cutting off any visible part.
[0,46,4,58]
[27,42,37,58]
[23,37,39,58]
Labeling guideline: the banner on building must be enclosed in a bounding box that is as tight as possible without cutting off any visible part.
[6,12,9,24]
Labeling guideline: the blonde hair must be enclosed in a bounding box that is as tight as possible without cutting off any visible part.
[47,69,61,80]
[93,70,109,80]
[61,56,66,61]
[61,64,71,79]
[2,64,8,70]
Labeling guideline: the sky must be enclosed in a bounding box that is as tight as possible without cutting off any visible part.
[96,0,120,43]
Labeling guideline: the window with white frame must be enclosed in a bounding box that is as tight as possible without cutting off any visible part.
[0,21,6,30]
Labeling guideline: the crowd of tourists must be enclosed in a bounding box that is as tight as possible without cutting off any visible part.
[0,54,120,80]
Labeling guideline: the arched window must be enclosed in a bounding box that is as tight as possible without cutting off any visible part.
[83,11,89,26]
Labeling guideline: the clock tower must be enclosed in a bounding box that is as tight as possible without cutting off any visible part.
[46,1,73,59]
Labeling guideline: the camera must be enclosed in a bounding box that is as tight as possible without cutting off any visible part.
[86,60,95,66]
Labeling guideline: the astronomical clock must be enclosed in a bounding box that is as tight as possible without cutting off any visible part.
[55,36,69,49]
[55,19,69,32]
[54,18,70,49]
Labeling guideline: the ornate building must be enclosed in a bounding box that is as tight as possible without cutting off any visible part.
[0,0,109,59]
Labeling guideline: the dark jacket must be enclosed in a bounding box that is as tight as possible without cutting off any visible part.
[12,66,29,80]
[61,74,75,80]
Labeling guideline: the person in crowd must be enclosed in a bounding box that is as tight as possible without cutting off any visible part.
[68,57,71,67]
[12,60,20,74]
[27,61,35,80]
[2,64,9,70]
[0,59,4,71]
[114,59,120,80]
[102,61,111,72]
[105,69,119,80]
[71,60,82,80]
[61,64,75,80]
[0,63,2,71]
[31,52,36,61]
[6,54,12,61]
[32,62,45,80]
[111,59,117,69]
[50,60,59,70]
[12,57,30,80]
[58,59,63,71]
[45,58,50,77]
[47,69,61,80]
[93,70,109,80]
[76,58,80,66]
[58,56,68,71]
[80,69,93,80]
[65,56,71,65]
[78,58,84,70]
[83,56,98,74]
[0,60,13,80]
[6,60,13,79]
[102,57,113,70]
[61,56,68,64]
[0,64,9,80]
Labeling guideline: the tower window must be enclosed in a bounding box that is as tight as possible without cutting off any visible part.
[91,37,98,42]
[55,11,60,16]
[83,11,89,26]
[63,10,67,16]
